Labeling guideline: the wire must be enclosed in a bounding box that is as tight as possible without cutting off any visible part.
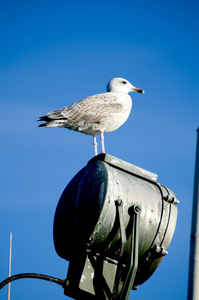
[0,273,65,290]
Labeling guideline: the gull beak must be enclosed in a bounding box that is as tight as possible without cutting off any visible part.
[132,86,145,94]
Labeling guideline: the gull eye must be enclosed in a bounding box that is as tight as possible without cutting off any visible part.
[122,80,127,84]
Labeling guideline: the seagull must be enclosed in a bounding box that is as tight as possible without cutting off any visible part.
[38,77,144,155]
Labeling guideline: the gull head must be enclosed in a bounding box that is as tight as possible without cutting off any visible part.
[107,77,145,94]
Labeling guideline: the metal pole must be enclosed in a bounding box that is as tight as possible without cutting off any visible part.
[188,128,199,300]
[8,232,12,300]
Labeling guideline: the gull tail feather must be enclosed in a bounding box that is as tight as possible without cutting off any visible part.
[38,119,68,128]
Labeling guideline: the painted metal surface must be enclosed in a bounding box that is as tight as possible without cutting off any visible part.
[53,154,178,298]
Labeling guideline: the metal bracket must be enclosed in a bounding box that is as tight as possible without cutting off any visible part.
[64,201,141,300]
[118,205,141,300]
[111,201,141,300]
[114,199,127,259]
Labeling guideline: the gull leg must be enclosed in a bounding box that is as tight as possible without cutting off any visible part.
[93,136,98,156]
[100,132,105,154]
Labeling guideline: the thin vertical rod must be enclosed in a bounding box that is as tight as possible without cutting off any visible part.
[188,128,199,300]
[8,232,12,300]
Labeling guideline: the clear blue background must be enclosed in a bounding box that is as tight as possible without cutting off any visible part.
[1,0,199,299]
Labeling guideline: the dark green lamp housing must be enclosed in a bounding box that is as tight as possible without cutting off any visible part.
[53,154,178,300]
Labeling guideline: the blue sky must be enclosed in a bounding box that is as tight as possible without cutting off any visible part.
[0,0,199,299]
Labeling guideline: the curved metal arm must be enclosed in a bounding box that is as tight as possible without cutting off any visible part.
[0,273,65,290]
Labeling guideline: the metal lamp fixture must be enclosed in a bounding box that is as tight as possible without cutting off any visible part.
[53,154,178,299]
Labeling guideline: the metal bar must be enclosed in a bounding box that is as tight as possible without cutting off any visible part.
[188,128,199,300]
[8,232,12,300]
[119,205,141,300]
[115,199,127,258]
[125,206,140,296]
[111,200,127,299]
